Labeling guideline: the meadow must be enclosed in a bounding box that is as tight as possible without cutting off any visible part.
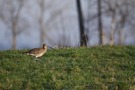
[0,46,135,90]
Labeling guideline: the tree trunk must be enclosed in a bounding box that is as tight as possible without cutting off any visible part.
[118,11,128,45]
[39,16,45,45]
[11,20,17,49]
[97,0,104,45]
[39,0,45,46]
[110,13,116,46]
[11,0,24,49]
[76,0,87,46]
[118,29,123,45]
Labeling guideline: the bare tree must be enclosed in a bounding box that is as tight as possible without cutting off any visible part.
[105,0,117,45]
[117,1,129,45]
[104,0,135,45]
[76,0,87,46]
[85,0,135,45]
[0,0,25,49]
[97,0,105,45]
[38,0,46,46]
[12,0,25,49]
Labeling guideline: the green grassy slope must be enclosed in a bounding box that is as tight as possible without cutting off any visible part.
[0,46,135,90]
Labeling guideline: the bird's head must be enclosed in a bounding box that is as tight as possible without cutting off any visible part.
[42,44,47,49]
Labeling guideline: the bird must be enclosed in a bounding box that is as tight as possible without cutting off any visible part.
[23,44,47,58]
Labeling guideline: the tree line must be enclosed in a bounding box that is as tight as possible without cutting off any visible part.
[78,0,135,46]
[0,0,135,49]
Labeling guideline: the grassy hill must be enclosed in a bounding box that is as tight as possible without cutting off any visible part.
[0,46,135,90]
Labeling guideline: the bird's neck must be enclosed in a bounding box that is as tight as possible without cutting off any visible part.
[43,47,47,49]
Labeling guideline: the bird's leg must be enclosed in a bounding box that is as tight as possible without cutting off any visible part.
[34,57,39,61]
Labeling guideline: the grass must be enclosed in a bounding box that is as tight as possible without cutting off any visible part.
[0,46,135,90]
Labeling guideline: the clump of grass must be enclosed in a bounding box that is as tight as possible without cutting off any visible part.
[0,46,135,89]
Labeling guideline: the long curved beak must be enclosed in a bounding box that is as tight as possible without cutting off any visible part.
[47,46,56,51]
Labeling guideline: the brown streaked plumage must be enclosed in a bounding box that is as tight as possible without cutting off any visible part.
[23,44,47,58]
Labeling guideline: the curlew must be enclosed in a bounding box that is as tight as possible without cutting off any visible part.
[23,44,47,58]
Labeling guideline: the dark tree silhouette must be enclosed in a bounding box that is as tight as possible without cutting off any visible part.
[76,0,87,46]
[97,0,104,45]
